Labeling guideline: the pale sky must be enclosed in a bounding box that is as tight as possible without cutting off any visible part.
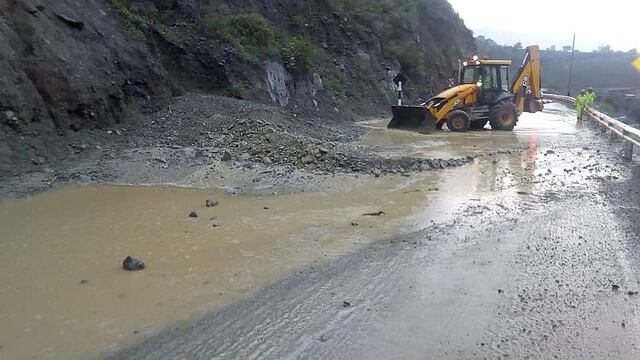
[448,0,640,52]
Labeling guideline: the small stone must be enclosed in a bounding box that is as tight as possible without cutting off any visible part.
[545,150,555,155]
[205,199,219,208]
[122,256,145,271]
[3,110,18,127]
[189,211,198,218]
[239,153,251,161]
[627,290,638,296]
[31,157,46,165]
[301,155,315,164]
[209,216,220,227]
[221,151,233,161]
[343,301,351,308]
[351,222,359,226]
[612,284,620,291]
[262,156,273,165]
[372,169,382,177]
[79,279,89,285]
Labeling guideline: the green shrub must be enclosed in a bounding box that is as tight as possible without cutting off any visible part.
[282,36,316,72]
[110,0,146,26]
[323,70,348,98]
[123,25,146,41]
[110,0,185,44]
[228,85,246,99]
[198,12,281,62]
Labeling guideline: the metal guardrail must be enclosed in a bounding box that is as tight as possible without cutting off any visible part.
[545,94,639,160]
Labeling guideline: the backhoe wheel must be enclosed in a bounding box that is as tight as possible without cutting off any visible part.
[446,110,470,132]
[470,119,488,130]
[489,101,518,131]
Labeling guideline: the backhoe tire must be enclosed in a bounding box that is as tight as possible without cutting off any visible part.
[489,102,518,131]
[470,119,488,130]
[446,110,470,132]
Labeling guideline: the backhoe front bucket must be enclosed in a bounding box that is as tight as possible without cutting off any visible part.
[388,106,437,134]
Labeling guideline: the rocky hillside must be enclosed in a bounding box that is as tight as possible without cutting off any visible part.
[0,0,474,134]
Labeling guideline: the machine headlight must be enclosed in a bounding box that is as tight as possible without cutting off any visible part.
[472,55,479,61]
[475,61,481,65]
[462,61,468,67]
[476,81,483,87]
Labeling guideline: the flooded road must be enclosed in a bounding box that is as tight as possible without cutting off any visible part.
[2,102,639,359]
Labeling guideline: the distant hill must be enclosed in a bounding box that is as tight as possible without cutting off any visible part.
[475,36,640,95]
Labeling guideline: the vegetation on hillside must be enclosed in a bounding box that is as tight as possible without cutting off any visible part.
[197,12,282,63]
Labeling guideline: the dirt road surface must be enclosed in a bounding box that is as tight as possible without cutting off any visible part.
[2,101,640,359]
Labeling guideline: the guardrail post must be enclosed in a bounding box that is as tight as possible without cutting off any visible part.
[623,140,633,160]
[609,130,617,142]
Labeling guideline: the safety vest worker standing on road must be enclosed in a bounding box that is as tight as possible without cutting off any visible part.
[576,90,587,121]
[586,87,596,107]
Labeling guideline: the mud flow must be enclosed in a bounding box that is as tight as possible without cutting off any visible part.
[0,102,591,359]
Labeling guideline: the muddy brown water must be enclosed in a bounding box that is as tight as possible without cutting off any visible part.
[0,102,580,359]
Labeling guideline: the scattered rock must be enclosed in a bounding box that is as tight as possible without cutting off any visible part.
[189,211,198,218]
[545,150,555,155]
[31,157,46,165]
[3,110,18,127]
[351,222,359,226]
[262,156,273,165]
[79,279,89,285]
[372,169,382,177]
[54,12,85,30]
[240,152,251,161]
[205,199,219,208]
[221,151,233,161]
[209,216,221,227]
[122,256,145,271]
[342,301,351,308]
[301,155,315,164]
[612,284,620,291]
[627,290,638,296]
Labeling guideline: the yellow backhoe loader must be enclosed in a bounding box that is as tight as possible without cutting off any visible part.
[388,45,543,133]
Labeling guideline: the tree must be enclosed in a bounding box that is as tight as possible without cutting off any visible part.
[513,41,522,50]
[598,44,612,53]
[547,45,556,51]
[628,48,638,55]
[562,45,572,52]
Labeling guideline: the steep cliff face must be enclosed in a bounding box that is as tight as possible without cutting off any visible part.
[0,0,171,132]
[0,0,474,133]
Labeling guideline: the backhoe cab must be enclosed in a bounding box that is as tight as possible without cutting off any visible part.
[388,45,544,133]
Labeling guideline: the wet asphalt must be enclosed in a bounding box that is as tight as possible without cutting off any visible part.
[107,103,640,360]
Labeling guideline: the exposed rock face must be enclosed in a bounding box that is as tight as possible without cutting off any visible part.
[0,0,171,132]
[0,0,474,134]
[265,60,291,107]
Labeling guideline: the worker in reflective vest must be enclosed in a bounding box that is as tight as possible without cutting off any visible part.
[586,87,596,107]
[576,90,587,121]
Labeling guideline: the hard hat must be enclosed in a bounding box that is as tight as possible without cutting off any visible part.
[580,89,586,94]
[588,87,593,92]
